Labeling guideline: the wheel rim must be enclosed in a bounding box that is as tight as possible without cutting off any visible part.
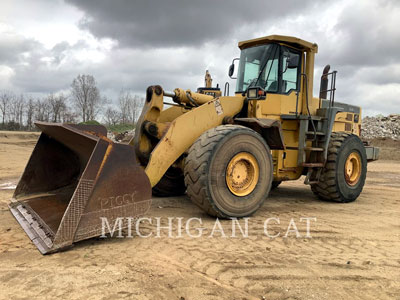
[344,152,362,186]
[226,152,259,196]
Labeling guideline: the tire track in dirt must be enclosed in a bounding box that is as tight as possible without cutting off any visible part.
[142,204,399,299]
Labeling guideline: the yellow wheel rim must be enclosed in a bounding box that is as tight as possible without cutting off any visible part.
[344,152,362,186]
[226,152,259,196]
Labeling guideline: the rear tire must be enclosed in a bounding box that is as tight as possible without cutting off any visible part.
[152,167,186,197]
[184,125,273,218]
[311,132,367,203]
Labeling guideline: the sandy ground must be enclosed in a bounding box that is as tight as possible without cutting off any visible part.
[0,131,399,300]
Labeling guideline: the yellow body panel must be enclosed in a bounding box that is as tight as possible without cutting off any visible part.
[260,92,299,116]
[144,96,244,186]
[333,111,361,136]
[158,105,187,123]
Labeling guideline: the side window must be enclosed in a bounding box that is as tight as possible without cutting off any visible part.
[282,49,300,94]
[264,57,279,92]
[242,60,260,88]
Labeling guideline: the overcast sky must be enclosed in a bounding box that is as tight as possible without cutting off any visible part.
[1,0,399,116]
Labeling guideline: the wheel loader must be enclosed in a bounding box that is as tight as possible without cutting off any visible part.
[9,35,379,254]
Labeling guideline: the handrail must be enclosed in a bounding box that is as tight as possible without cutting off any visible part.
[224,82,230,96]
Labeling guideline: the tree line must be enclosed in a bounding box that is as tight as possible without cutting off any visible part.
[0,74,144,131]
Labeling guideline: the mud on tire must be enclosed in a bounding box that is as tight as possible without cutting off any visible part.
[184,125,273,218]
[311,132,367,203]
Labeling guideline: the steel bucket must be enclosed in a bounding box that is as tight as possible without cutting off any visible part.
[9,122,151,254]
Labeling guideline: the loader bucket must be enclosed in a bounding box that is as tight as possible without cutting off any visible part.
[9,121,152,254]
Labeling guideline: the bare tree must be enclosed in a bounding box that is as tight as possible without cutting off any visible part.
[104,107,121,125]
[18,95,24,125]
[118,90,144,125]
[71,74,101,122]
[35,98,51,122]
[26,96,35,130]
[129,95,144,124]
[61,106,78,123]
[48,93,67,122]
[118,89,131,124]
[9,94,24,125]
[0,91,14,125]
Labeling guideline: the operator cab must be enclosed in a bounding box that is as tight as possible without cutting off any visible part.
[233,43,301,99]
[229,35,318,103]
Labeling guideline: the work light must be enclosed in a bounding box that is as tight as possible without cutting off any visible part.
[246,87,266,100]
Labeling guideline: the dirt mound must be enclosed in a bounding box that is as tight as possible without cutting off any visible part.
[367,138,400,161]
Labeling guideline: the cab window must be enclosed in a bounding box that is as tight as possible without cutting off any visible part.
[263,53,279,92]
[281,47,300,94]
[236,44,279,93]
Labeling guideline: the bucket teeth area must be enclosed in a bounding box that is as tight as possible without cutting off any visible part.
[9,204,53,254]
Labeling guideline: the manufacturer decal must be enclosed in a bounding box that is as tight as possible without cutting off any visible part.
[214,99,223,116]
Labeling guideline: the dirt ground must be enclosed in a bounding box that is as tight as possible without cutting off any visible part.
[0,131,399,300]
[368,138,400,161]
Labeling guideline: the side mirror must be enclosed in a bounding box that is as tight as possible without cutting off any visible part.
[228,58,239,79]
[287,54,299,69]
[228,64,235,77]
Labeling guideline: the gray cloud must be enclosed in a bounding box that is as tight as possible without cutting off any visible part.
[3,37,93,93]
[67,0,317,48]
[0,31,39,64]
[0,0,399,116]
[319,0,400,68]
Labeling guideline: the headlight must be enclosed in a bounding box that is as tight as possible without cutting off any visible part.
[246,87,266,100]
[248,88,257,98]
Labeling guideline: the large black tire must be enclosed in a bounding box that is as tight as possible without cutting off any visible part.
[184,125,273,218]
[311,132,367,203]
[152,167,186,197]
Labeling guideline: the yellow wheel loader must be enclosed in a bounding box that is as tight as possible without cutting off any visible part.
[9,35,379,253]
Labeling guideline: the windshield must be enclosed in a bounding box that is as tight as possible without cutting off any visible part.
[236,44,279,93]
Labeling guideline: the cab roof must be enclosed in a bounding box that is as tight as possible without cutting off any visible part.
[238,35,318,53]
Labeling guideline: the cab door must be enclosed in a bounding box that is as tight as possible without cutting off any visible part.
[258,45,302,118]
[256,45,303,174]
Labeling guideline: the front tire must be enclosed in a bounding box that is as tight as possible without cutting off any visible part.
[184,125,273,218]
[311,132,367,202]
[152,167,186,197]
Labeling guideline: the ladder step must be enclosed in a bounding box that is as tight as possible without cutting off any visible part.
[304,147,324,152]
[306,131,325,135]
[302,163,324,168]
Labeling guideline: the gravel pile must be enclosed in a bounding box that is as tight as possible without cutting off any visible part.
[107,129,135,143]
[362,114,400,140]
